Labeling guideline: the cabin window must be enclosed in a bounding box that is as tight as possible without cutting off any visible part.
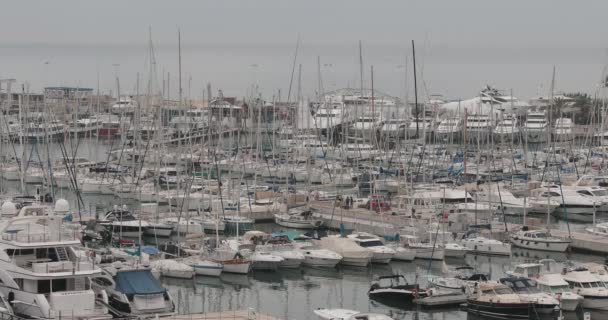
[6,249,35,256]
[38,280,51,294]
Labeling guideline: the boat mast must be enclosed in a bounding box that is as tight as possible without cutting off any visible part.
[412,40,419,138]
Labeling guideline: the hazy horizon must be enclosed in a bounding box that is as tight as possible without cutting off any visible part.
[1,0,607,101]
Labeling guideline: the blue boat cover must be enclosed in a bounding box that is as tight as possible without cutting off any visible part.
[115,270,166,295]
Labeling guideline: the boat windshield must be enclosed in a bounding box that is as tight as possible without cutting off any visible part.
[549,285,570,293]
[359,240,385,247]
[510,279,540,293]
[583,282,603,288]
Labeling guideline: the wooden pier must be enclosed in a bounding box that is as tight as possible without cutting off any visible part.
[166,310,281,320]
[550,229,608,255]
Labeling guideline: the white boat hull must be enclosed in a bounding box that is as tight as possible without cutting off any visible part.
[444,248,468,258]
[301,255,341,268]
[340,257,370,267]
[193,263,223,277]
[220,261,251,274]
[510,238,570,252]
[414,248,445,260]
[274,218,322,230]
[392,248,416,261]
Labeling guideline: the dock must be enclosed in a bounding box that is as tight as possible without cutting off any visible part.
[166,310,281,320]
[550,229,608,255]
[310,201,401,235]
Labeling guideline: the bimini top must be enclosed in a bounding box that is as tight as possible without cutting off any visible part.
[115,269,166,295]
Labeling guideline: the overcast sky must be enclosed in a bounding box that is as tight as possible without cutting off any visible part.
[1,0,607,100]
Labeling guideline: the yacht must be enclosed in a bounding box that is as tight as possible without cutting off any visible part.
[312,107,347,131]
[292,235,343,268]
[252,234,305,269]
[460,235,511,256]
[98,208,148,238]
[434,118,462,141]
[553,117,574,141]
[0,215,113,319]
[510,229,570,252]
[346,232,395,264]
[479,185,560,216]
[428,267,488,294]
[493,114,520,142]
[349,114,382,140]
[274,207,324,229]
[464,114,493,141]
[379,118,408,138]
[498,277,560,315]
[531,186,598,223]
[562,269,608,310]
[466,282,556,320]
[319,237,372,267]
[401,235,445,260]
[110,96,136,114]
[69,117,101,136]
[21,120,65,141]
[368,275,425,305]
[536,273,583,311]
[406,117,434,139]
[92,263,175,317]
[227,235,284,271]
[524,110,549,143]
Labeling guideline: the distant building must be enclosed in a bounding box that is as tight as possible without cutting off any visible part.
[44,87,93,104]
[0,92,44,114]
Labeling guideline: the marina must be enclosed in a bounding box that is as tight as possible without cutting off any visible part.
[3,2,608,319]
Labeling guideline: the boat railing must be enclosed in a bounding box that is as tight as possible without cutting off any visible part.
[2,230,79,243]
[31,261,95,273]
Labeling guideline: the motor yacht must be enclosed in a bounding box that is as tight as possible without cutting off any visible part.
[498,277,560,315]
[0,215,113,319]
[292,236,343,268]
[464,114,493,142]
[319,237,372,267]
[435,117,462,141]
[510,229,570,252]
[460,234,511,256]
[346,232,395,264]
[524,110,549,143]
[92,263,174,317]
[368,275,425,305]
[493,114,519,142]
[401,235,445,260]
[562,268,608,310]
[531,186,598,223]
[553,117,574,141]
[466,282,557,320]
[536,273,582,311]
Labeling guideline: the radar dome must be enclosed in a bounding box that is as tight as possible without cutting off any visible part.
[54,198,70,213]
[1,201,17,216]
